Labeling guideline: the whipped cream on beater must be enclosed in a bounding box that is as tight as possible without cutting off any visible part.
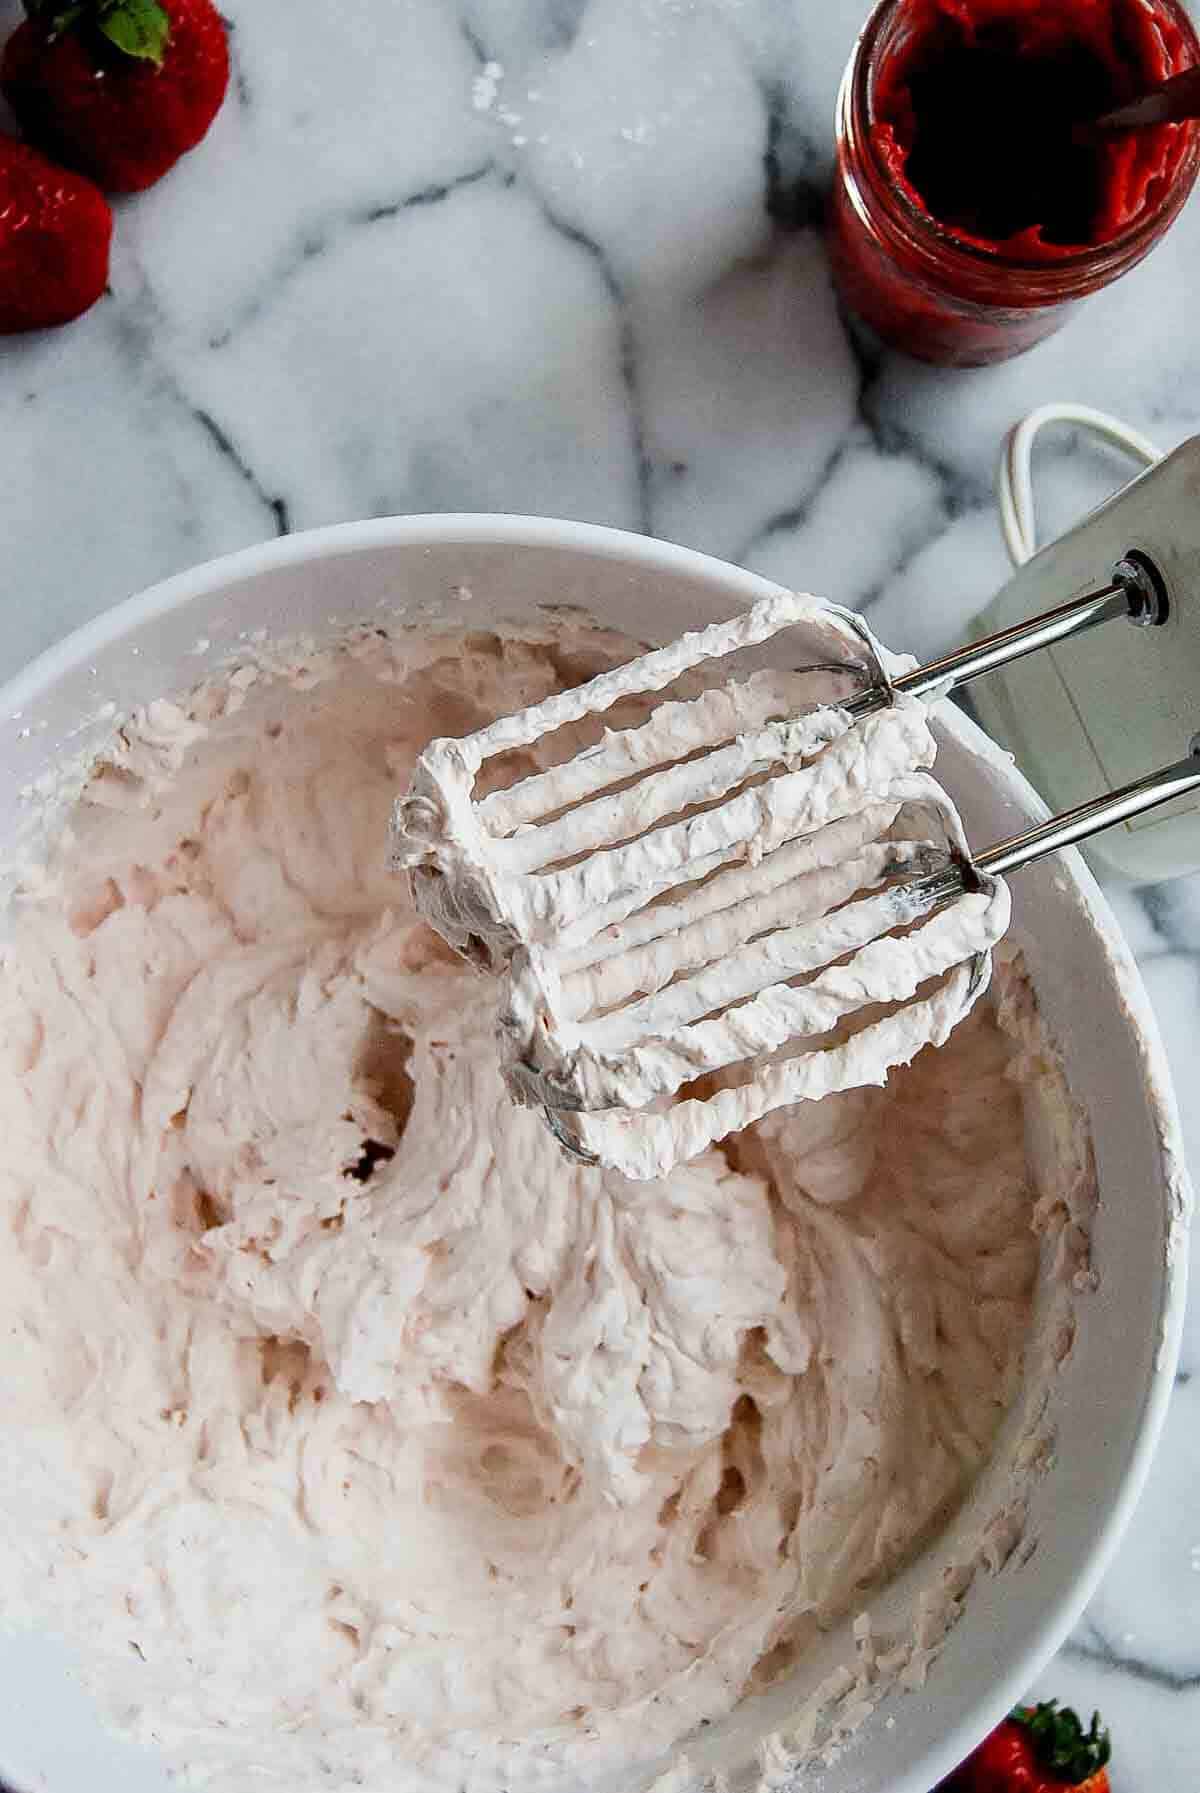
[0,620,1090,1793]
[391,595,1010,1180]
[394,594,881,961]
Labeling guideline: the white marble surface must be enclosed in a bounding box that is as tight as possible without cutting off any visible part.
[1,0,1198,1785]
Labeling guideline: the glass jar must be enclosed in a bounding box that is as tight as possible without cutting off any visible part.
[827,0,1200,366]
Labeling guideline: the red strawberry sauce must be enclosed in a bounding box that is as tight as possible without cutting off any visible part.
[828,0,1200,363]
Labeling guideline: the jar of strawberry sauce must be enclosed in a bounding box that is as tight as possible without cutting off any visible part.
[828,0,1200,365]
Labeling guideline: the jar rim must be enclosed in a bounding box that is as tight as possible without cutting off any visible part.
[844,0,1200,288]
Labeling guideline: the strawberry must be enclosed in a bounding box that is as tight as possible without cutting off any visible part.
[1,0,229,194]
[939,1701,1112,1793]
[0,132,112,331]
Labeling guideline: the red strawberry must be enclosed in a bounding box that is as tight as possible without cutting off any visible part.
[939,1701,1112,1793]
[0,132,112,331]
[1,0,229,194]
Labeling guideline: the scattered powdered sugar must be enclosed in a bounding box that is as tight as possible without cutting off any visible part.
[471,60,504,112]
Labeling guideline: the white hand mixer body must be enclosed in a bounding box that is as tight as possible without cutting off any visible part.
[391,568,1196,1181]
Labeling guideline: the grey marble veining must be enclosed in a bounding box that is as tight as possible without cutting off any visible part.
[2,0,1198,1785]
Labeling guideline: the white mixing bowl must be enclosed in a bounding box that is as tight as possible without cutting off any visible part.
[0,518,1188,1793]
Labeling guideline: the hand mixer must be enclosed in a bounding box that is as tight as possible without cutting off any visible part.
[392,500,1200,1182]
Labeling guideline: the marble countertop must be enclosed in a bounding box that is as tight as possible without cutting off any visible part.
[2,0,1197,1785]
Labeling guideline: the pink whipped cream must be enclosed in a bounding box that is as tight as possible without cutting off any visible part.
[0,621,1090,1793]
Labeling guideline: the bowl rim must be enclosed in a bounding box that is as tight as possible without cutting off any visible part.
[0,511,1189,1793]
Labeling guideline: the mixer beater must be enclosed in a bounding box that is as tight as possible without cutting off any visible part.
[392,567,1197,1180]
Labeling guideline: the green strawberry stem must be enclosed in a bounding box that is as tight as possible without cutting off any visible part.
[1010,1701,1112,1786]
[23,0,170,64]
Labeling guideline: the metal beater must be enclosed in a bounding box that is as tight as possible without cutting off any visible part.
[392,562,1198,1180]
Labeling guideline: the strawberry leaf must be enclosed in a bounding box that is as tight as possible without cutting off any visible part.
[95,0,170,62]
[23,0,169,57]
[1011,1702,1112,1786]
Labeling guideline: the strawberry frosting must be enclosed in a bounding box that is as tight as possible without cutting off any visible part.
[0,622,1085,1793]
